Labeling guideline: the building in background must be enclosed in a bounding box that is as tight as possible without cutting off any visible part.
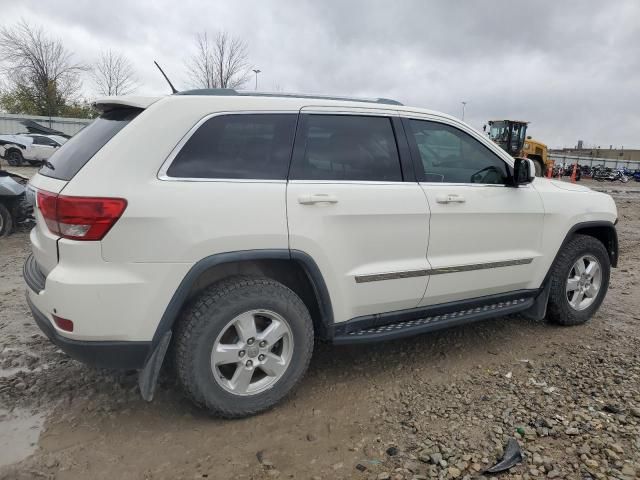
[551,146,640,162]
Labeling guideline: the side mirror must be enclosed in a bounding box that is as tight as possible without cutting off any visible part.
[512,158,535,186]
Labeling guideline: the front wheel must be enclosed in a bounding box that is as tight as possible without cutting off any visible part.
[546,235,610,326]
[174,276,314,418]
[6,150,23,166]
[620,175,629,183]
[533,161,543,177]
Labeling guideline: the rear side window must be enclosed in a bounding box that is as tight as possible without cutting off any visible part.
[166,114,297,179]
[39,108,141,181]
[289,115,402,181]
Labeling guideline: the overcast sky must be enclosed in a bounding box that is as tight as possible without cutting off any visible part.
[1,0,638,148]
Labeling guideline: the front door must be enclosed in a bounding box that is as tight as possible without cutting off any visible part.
[403,117,545,306]
[286,110,431,323]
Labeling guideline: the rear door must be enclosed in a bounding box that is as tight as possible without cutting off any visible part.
[402,115,545,306]
[286,108,431,323]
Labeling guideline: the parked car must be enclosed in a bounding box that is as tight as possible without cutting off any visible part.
[0,134,67,166]
[23,90,618,417]
[0,169,33,236]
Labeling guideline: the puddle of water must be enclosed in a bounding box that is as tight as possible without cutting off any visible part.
[0,407,46,467]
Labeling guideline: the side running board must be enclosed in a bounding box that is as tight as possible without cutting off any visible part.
[331,292,536,345]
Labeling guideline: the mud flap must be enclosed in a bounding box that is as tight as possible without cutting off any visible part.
[520,282,551,321]
[138,331,172,402]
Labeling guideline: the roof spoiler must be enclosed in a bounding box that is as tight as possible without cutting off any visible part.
[92,96,161,113]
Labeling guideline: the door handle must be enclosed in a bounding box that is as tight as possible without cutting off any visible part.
[436,194,466,204]
[298,194,339,205]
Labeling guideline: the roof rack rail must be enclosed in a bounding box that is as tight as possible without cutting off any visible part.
[176,88,403,106]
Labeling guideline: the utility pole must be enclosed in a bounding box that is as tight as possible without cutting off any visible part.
[252,69,261,90]
[461,101,468,121]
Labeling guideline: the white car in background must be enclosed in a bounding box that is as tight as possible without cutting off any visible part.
[0,134,67,166]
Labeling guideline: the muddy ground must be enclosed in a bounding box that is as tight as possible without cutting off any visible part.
[0,173,639,479]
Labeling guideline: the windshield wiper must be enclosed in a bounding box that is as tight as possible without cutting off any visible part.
[42,160,55,170]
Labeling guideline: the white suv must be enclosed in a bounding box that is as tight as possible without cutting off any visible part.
[23,90,618,417]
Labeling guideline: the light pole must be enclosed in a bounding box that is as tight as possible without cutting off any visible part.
[252,69,261,90]
[461,101,468,121]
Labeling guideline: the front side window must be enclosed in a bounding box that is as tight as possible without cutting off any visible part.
[290,115,402,181]
[409,119,509,184]
[167,114,297,179]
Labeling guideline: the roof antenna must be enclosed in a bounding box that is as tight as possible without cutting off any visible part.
[154,60,178,94]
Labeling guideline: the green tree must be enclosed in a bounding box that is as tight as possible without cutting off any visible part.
[0,20,86,117]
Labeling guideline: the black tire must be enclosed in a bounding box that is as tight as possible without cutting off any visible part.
[0,203,13,237]
[6,150,23,166]
[174,276,314,418]
[533,161,543,177]
[546,234,610,326]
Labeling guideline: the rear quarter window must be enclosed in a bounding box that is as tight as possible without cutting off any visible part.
[165,114,297,180]
[39,108,141,181]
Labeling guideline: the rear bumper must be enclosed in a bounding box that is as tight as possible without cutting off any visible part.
[26,294,150,369]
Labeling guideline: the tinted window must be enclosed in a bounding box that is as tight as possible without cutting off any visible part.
[167,114,297,179]
[39,108,141,181]
[409,120,508,184]
[290,115,402,181]
[31,136,58,146]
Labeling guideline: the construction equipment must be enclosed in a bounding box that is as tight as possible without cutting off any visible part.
[486,120,551,176]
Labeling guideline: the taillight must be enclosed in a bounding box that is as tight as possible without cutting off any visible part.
[36,189,127,241]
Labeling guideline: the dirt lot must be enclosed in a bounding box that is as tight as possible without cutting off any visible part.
[1,173,639,479]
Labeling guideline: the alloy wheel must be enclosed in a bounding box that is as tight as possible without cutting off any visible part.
[210,309,293,396]
[566,255,602,311]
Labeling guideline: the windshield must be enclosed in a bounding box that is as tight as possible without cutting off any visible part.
[39,108,141,181]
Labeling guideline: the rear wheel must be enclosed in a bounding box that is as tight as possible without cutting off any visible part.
[6,150,23,166]
[0,203,13,237]
[546,235,610,326]
[174,276,314,417]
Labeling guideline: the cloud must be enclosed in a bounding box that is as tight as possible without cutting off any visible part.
[1,0,638,147]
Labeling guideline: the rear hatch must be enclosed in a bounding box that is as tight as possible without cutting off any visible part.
[28,98,157,275]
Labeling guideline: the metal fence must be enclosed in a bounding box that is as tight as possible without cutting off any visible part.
[549,154,640,170]
[0,113,91,137]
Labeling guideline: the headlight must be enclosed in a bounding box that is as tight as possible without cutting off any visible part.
[523,142,530,149]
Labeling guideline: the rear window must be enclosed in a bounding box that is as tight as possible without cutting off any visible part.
[39,108,141,181]
[166,114,297,180]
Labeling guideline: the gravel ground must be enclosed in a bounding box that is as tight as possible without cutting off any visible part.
[0,171,639,479]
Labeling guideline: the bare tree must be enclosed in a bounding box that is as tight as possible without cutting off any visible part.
[186,32,251,89]
[0,19,86,116]
[92,49,138,96]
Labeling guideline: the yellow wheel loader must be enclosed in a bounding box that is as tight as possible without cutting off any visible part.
[486,120,551,176]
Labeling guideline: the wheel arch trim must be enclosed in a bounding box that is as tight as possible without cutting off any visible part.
[151,249,334,348]
[544,220,618,286]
